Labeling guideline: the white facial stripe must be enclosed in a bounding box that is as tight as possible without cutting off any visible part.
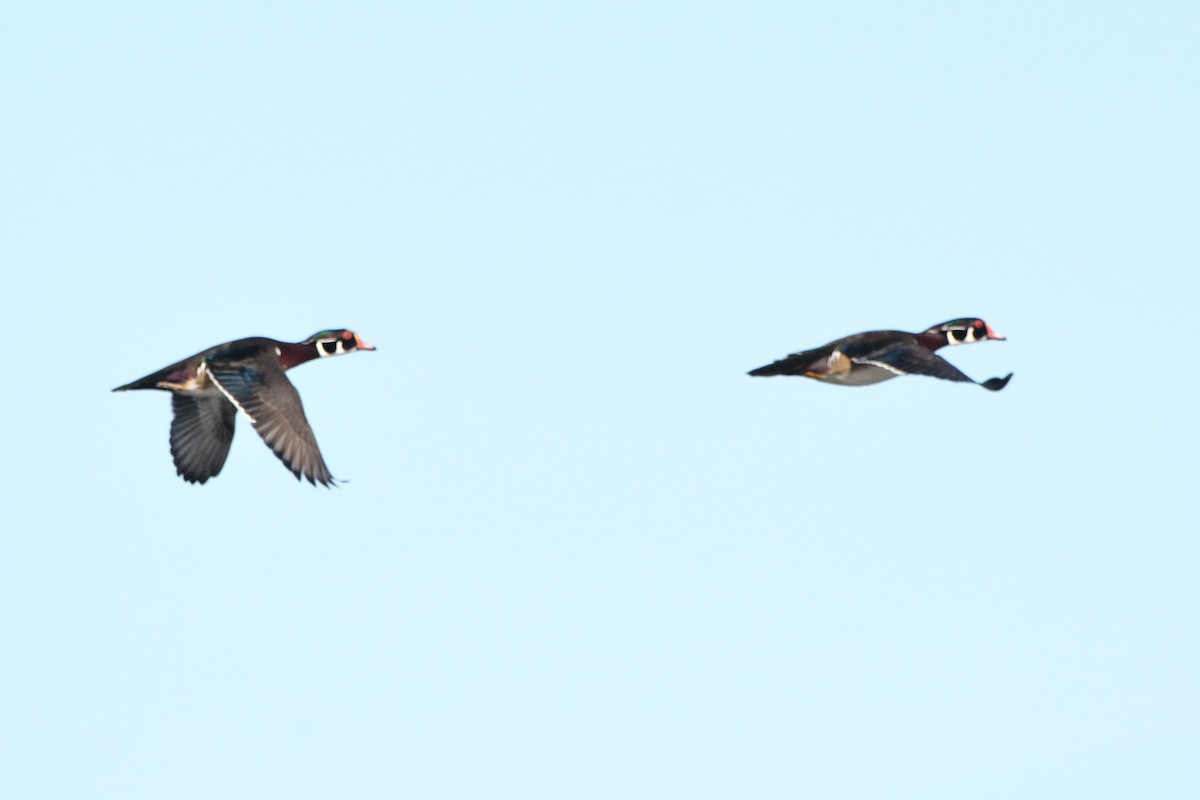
[318,338,355,357]
[950,324,991,344]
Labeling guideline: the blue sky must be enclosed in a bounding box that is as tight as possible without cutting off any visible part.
[2,2,1198,797]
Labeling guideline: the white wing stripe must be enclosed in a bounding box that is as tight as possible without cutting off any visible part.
[207,369,258,424]
[855,358,907,376]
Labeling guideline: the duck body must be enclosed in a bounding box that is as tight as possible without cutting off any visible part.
[114,329,375,486]
[749,318,1012,391]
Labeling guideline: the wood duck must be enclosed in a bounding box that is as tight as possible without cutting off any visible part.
[114,329,376,486]
[749,318,1012,391]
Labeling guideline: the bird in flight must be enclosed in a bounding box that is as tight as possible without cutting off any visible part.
[114,329,376,486]
[749,318,1012,391]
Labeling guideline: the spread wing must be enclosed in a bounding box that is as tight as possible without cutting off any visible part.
[207,359,335,486]
[842,339,1011,390]
[169,393,237,484]
[845,339,976,384]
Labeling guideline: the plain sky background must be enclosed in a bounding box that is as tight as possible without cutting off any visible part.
[2,2,1198,797]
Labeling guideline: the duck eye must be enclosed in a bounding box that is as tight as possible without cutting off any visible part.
[322,341,338,355]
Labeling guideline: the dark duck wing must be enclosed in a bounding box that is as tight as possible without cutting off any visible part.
[206,352,336,486]
[170,393,237,484]
[840,338,1013,391]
